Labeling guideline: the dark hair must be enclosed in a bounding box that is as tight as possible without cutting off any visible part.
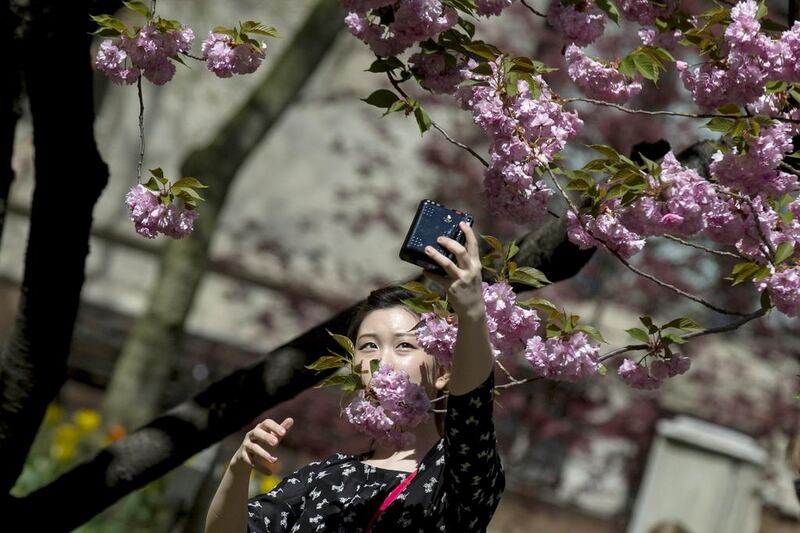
[346,285,418,344]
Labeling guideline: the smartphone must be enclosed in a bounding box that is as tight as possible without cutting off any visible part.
[399,199,474,276]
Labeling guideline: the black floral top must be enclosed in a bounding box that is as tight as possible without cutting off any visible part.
[247,371,505,532]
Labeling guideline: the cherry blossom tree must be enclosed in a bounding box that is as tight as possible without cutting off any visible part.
[2,0,800,527]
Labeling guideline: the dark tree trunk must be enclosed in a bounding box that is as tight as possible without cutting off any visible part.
[1,0,23,244]
[0,0,108,495]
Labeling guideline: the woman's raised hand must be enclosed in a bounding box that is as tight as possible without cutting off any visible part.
[423,221,485,320]
[230,417,294,475]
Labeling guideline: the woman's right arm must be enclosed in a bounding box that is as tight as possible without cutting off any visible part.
[205,417,294,533]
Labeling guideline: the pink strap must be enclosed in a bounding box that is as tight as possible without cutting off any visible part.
[365,469,418,533]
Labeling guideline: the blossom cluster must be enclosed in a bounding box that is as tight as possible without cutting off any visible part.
[678,0,800,108]
[567,202,646,259]
[125,184,198,239]
[96,23,193,85]
[416,281,541,369]
[96,24,268,85]
[344,0,457,57]
[524,331,600,382]
[565,44,642,104]
[709,123,798,198]
[616,0,677,25]
[409,51,464,94]
[457,59,582,223]
[620,152,717,238]
[201,34,267,78]
[617,354,691,390]
[344,363,430,449]
[475,0,515,17]
[546,0,606,47]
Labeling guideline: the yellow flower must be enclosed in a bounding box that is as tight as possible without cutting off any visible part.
[44,404,63,425]
[259,474,282,494]
[51,424,80,462]
[74,409,101,433]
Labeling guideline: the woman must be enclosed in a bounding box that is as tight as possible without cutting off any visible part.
[205,222,505,532]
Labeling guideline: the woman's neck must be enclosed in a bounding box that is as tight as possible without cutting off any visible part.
[365,419,442,469]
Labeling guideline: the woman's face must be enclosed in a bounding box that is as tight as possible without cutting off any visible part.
[353,307,448,397]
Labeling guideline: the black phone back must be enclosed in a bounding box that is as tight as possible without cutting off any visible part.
[399,199,474,275]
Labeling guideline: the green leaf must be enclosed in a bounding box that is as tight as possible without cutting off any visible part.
[327,330,355,357]
[545,322,563,338]
[716,103,741,115]
[639,315,658,334]
[595,0,620,23]
[574,324,608,344]
[150,167,165,179]
[626,327,650,343]
[369,359,380,375]
[505,241,520,262]
[240,20,280,38]
[314,373,350,389]
[597,364,608,376]
[340,374,361,392]
[413,105,432,135]
[775,241,795,264]
[704,117,736,133]
[661,332,687,345]
[588,144,621,161]
[172,177,208,189]
[470,62,493,76]
[367,57,405,73]
[481,235,504,253]
[122,1,151,18]
[90,14,129,34]
[661,317,704,332]
[174,187,204,202]
[632,50,660,81]
[618,55,637,79]
[91,27,122,37]
[305,355,348,371]
[400,281,438,298]
[401,298,436,314]
[383,100,407,116]
[509,266,550,288]
[361,89,400,109]
[143,176,160,192]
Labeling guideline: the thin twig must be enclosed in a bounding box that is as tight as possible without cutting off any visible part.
[494,359,518,382]
[494,376,541,390]
[741,195,777,264]
[385,71,490,167]
[546,166,748,316]
[661,234,745,259]
[520,0,547,17]
[184,52,205,61]
[136,76,145,184]
[151,0,157,14]
[598,307,766,363]
[430,308,766,404]
[562,97,800,124]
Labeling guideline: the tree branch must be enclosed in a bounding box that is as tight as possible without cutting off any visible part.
[0,0,109,494]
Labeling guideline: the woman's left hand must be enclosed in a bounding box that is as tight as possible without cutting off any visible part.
[424,221,485,320]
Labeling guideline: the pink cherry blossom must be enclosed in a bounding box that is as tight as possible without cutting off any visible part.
[547,0,606,47]
[524,331,600,382]
[565,44,642,104]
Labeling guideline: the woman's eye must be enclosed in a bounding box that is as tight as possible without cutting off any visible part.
[358,342,377,350]
[398,342,417,350]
